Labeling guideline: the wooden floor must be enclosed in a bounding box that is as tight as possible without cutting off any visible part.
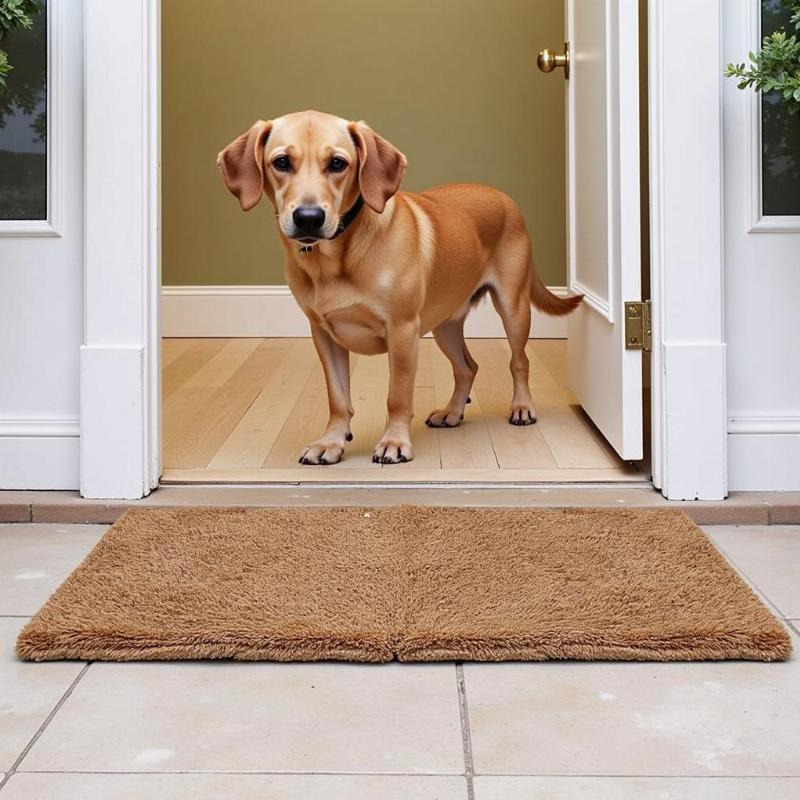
[161,338,646,484]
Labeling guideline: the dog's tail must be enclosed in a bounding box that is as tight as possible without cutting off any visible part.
[530,261,583,317]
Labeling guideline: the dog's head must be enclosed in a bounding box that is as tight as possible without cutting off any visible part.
[217,110,407,245]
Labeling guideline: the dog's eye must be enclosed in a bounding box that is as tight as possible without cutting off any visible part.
[272,155,291,172]
[329,157,347,173]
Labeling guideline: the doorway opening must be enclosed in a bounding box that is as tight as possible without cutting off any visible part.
[158,0,650,486]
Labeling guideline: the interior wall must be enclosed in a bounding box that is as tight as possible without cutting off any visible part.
[162,0,567,287]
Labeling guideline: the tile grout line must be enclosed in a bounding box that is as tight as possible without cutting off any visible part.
[456,663,476,800]
[0,662,91,791]
[9,769,800,778]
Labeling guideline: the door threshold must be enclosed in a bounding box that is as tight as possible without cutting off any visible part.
[161,467,648,485]
[160,480,654,490]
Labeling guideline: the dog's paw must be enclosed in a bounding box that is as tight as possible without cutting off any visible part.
[425,408,464,428]
[298,440,345,465]
[509,405,537,426]
[372,437,413,465]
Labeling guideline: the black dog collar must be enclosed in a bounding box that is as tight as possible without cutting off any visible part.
[330,194,365,239]
[299,195,365,253]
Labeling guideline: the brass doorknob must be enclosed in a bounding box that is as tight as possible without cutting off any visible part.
[537,42,570,79]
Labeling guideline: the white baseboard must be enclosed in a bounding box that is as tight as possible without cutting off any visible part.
[0,418,80,490]
[727,414,800,491]
[161,285,569,339]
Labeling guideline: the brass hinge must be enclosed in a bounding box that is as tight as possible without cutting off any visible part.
[624,301,652,352]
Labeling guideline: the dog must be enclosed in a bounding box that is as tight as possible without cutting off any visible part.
[218,110,582,465]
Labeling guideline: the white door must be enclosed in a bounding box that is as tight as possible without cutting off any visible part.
[0,0,85,489]
[541,0,644,460]
[723,0,800,490]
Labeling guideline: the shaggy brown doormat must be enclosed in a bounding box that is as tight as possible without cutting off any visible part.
[17,507,791,663]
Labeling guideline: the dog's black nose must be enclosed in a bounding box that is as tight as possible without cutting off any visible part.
[292,206,325,235]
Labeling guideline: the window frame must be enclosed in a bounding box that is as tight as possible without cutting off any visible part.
[0,0,62,237]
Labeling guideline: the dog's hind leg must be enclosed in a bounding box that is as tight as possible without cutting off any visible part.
[492,289,536,425]
[490,253,538,426]
[425,314,478,428]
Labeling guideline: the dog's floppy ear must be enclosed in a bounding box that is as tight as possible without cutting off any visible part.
[348,121,407,213]
[217,120,273,211]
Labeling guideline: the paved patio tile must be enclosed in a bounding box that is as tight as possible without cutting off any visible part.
[473,776,800,799]
[464,631,800,776]
[0,524,104,615]
[21,661,465,774]
[2,773,468,799]
[0,619,85,772]
[707,526,800,618]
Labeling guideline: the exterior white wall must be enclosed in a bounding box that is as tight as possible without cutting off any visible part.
[0,2,83,489]
[723,2,800,491]
[1,1,795,496]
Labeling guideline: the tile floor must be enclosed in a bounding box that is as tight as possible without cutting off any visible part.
[0,522,798,799]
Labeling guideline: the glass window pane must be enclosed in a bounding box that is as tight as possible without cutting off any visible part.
[761,0,800,216]
[0,0,47,221]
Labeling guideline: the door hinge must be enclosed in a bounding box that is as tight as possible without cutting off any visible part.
[624,301,652,352]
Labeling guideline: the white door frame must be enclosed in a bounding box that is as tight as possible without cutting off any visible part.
[646,0,727,500]
[80,0,160,499]
[80,0,727,500]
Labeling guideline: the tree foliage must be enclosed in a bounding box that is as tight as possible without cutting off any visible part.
[0,0,40,90]
[725,0,800,115]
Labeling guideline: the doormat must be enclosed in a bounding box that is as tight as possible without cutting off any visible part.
[17,506,791,662]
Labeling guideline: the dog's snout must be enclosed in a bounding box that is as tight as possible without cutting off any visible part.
[292,206,325,235]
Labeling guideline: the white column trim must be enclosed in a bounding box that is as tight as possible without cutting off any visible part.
[81,0,160,499]
[648,0,728,500]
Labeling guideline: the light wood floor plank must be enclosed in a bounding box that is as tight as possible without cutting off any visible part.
[530,339,570,388]
[535,387,624,469]
[162,385,219,451]
[471,353,558,470]
[162,336,644,483]
[161,338,194,369]
[165,341,291,469]
[207,340,317,469]
[162,338,230,399]
[183,338,264,389]
[261,363,328,468]
[431,343,497,470]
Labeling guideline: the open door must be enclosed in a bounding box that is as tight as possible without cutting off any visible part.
[540,0,643,460]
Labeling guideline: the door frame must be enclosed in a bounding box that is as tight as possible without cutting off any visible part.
[79,0,727,500]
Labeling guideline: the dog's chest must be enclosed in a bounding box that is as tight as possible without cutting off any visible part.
[306,283,388,355]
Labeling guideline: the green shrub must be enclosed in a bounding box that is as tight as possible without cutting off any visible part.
[0,0,40,91]
[725,1,800,115]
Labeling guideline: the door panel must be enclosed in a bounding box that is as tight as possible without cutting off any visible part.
[565,0,643,460]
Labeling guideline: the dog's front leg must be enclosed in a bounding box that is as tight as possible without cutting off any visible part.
[299,323,354,465]
[373,319,419,464]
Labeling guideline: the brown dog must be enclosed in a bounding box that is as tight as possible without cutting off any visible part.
[218,110,582,465]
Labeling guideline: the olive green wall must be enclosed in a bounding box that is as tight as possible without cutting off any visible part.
[162,0,566,286]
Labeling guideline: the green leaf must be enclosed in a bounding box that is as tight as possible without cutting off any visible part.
[0,0,42,94]
[726,1,800,113]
